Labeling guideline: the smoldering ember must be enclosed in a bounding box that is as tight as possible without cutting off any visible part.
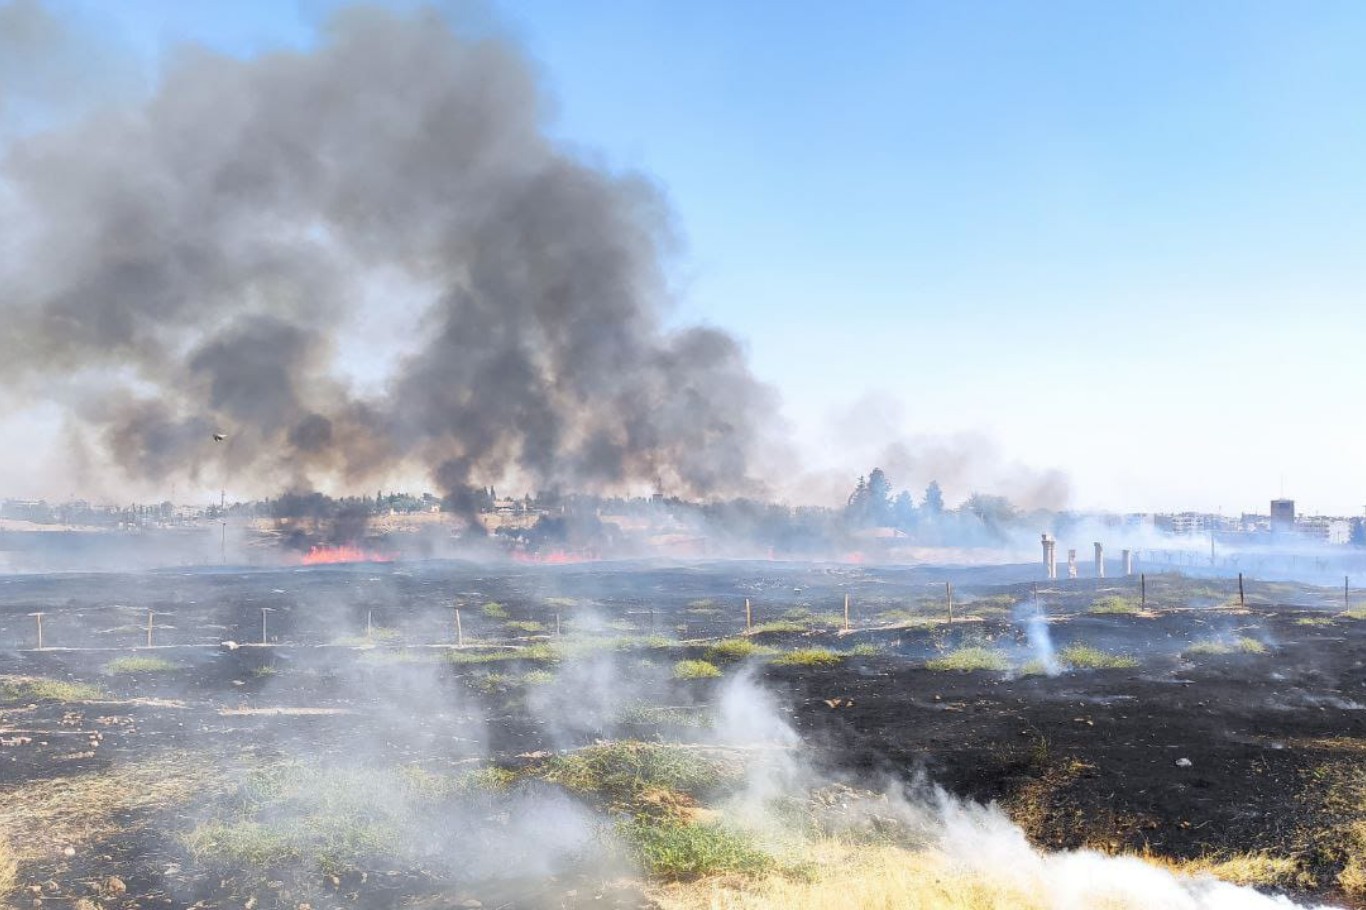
[3,5,1366,910]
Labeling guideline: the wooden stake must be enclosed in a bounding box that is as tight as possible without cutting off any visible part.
[366,610,373,643]
[455,608,464,648]
[1238,573,1245,606]
[1347,576,1351,611]
[1141,574,1146,610]
[946,582,953,625]
[146,610,154,648]
[745,598,752,634]
[29,613,44,650]
[556,613,561,637]
[260,608,272,644]
[843,593,850,632]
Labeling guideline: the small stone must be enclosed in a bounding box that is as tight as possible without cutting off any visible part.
[1175,757,1193,768]
[460,900,483,909]
[106,876,126,895]
[62,846,76,857]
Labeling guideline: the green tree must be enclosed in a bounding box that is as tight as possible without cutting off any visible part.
[921,481,944,517]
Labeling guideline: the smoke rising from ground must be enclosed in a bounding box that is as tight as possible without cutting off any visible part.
[0,4,780,502]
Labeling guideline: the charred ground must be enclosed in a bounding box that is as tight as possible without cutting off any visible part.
[0,562,1363,908]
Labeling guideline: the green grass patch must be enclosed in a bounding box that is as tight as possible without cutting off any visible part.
[847,642,884,657]
[1185,636,1268,656]
[1343,607,1366,621]
[1059,644,1139,669]
[481,602,509,619]
[472,672,513,693]
[1089,595,1143,615]
[539,741,734,803]
[618,703,712,729]
[443,643,560,664]
[704,638,773,664]
[104,656,179,674]
[772,648,843,668]
[504,620,546,634]
[925,646,1009,672]
[521,669,555,686]
[183,763,425,873]
[620,818,772,879]
[749,620,807,634]
[966,594,1019,615]
[333,626,401,647]
[674,659,722,679]
[0,675,104,703]
[1296,617,1337,627]
[398,764,516,799]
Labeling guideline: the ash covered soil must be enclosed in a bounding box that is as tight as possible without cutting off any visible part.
[0,560,1363,908]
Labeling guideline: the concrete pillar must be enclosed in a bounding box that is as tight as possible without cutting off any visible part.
[1122,549,1133,576]
[1041,534,1057,580]
[1067,549,1077,579]
[1094,542,1105,578]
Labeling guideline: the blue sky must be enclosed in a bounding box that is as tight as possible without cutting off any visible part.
[12,1,1366,515]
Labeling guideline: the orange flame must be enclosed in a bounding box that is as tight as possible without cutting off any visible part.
[300,544,394,565]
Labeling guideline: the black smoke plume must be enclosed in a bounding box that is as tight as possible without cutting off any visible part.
[0,4,779,501]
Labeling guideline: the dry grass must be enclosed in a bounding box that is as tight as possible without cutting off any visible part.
[0,754,215,862]
[0,836,15,901]
[651,838,1316,910]
[1293,737,1366,898]
[1145,851,1310,889]
[1339,821,1366,897]
[651,842,1055,910]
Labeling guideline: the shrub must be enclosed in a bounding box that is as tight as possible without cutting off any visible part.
[925,647,1009,672]
[504,620,545,634]
[1058,644,1138,670]
[104,656,179,674]
[772,648,843,668]
[674,659,722,680]
[481,602,508,619]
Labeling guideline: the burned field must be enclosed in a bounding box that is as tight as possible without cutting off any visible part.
[0,561,1364,909]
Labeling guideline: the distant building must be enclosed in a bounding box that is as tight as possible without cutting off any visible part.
[1270,499,1295,534]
